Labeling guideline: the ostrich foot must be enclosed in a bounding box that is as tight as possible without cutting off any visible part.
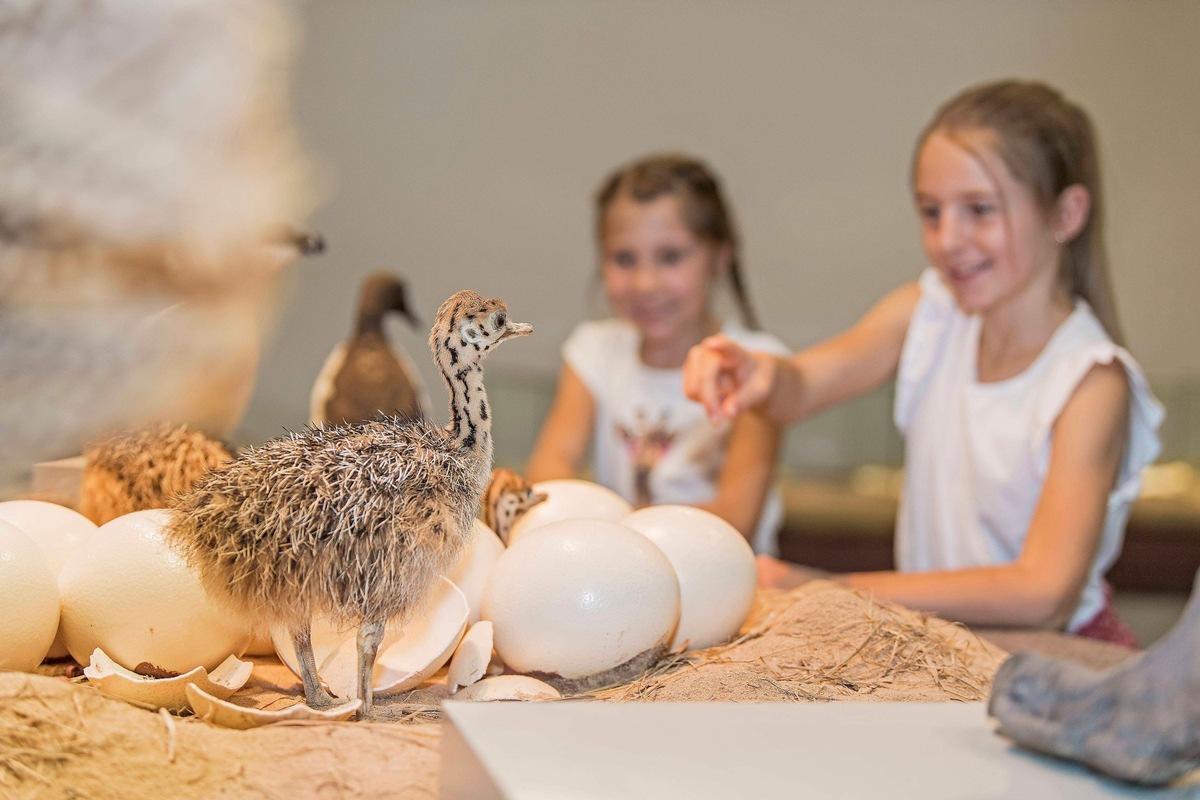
[989,570,1200,785]
[291,623,341,710]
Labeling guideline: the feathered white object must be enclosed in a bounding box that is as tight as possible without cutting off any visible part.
[0,0,316,496]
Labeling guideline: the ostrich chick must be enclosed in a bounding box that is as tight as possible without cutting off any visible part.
[168,291,531,717]
[483,467,547,544]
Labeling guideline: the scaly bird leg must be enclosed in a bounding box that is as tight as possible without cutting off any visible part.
[356,618,386,719]
[291,622,339,709]
[989,567,1200,785]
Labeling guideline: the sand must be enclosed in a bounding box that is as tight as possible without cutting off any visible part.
[2,581,1007,799]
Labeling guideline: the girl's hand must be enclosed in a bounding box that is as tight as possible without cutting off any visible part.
[684,334,777,423]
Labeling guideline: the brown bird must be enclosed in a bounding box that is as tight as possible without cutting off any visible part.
[310,272,429,427]
[81,423,233,525]
[167,290,531,717]
[483,467,547,544]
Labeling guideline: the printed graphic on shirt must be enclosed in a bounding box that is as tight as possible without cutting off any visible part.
[615,408,676,508]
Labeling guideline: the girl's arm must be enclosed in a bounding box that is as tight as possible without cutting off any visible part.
[526,364,595,482]
[696,408,783,541]
[840,360,1132,629]
[685,283,920,426]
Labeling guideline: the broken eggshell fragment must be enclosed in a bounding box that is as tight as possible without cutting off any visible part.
[447,620,494,693]
[453,675,561,702]
[185,683,360,729]
[271,577,469,700]
[84,648,252,712]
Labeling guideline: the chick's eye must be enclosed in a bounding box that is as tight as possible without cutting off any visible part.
[492,311,506,329]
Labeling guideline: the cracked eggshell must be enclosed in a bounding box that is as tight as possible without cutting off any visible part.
[58,509,252,673]
[185,683,361,729]
[482,519,680,681]
[272,577,469,699]
[448,520,505,624]
[0,500,98,658]
[622,505,757,651]
[453,675,561,702]
[448,620,493,693]
[505,479,632,546]
[84,648,251,712]
[0,520,59,672]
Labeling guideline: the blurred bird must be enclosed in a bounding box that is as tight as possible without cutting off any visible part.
[310,272,430,427]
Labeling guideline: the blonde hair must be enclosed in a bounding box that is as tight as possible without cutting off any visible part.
[915,80,1123,344]
[595,153,761,330]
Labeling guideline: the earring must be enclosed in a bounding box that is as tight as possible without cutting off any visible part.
[1054,231,1066,244]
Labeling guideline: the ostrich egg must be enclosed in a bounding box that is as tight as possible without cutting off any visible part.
[58,509,251,673]
[0,499,98,657]
[505,479,632,545]
[449,520,506,624]
[482,519,680,681]
[622,505,757,650]
[0,520,60,672]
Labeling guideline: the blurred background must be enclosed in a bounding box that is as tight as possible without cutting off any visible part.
[249,1,1200,477]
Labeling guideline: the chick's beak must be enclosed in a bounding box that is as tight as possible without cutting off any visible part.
[501,321,533,340]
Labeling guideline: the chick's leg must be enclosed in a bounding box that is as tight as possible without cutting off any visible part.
[292,622,338,708]
[356,618,386,718]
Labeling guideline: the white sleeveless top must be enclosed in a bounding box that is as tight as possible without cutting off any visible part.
[894,269,1163,631]
[564,317,790,555]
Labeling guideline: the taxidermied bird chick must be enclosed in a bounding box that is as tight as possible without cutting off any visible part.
[310,272,429,427]
[168,290,531,718]
[483,467,547,544]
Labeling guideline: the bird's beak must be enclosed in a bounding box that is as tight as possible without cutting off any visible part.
[501,321,533,340]
[529,491,548,508]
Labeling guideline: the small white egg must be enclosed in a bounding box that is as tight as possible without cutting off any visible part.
[0,500,98,658]
[0,520,60,672]
[482,519,679,689]
[58,509,251,673]
[448,520,506,624]
[505,479,633,545]
[622,505,757,651]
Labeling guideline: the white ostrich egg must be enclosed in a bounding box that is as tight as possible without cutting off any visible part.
[482,519,680,680]
[0,500,98,658]
[449,520,506,624]
[58,509,251,673]
[0,520,60,672]
[622,505,757,651]
[505,479,633,545]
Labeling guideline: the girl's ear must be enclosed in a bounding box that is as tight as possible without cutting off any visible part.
[1053,184,1091,243]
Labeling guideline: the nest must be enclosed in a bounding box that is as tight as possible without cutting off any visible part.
[1,582,1006,799]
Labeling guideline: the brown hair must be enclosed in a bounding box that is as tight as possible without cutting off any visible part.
[915,80,1123,344]
[595,154,761,330]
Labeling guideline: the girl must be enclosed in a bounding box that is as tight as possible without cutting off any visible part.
[683,81,1163,645]
[527,154,790,554]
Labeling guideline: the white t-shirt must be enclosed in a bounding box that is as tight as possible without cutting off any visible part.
[564,318,790,555]
[894,269,1164,631]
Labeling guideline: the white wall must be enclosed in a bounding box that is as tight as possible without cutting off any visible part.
[243,1,1200,472]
